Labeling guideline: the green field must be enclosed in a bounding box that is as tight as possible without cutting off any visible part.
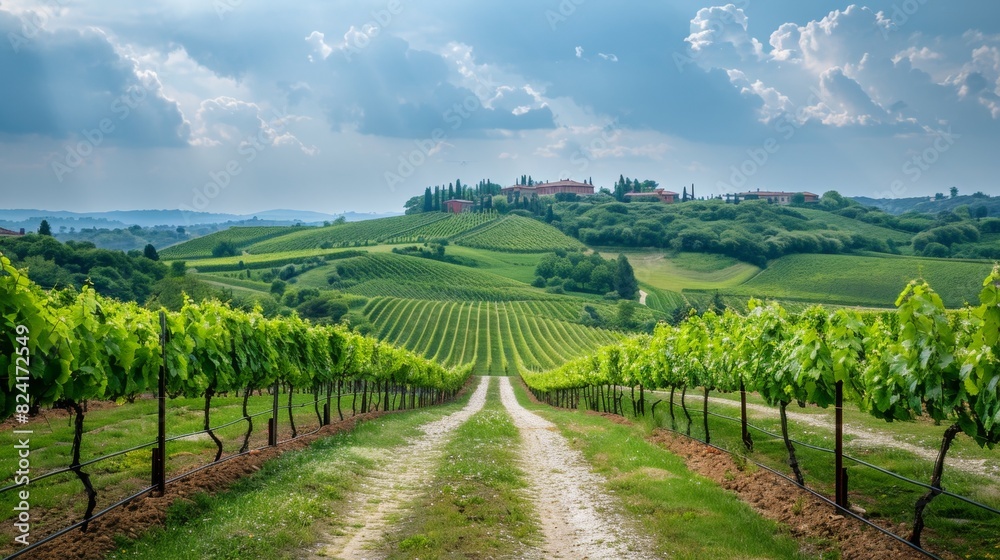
[729,253,994,308]
[365,297,619,374]
[794,207,915,247]
[159,226,296,259]
[610,251,761,292]
[455,215,586,253]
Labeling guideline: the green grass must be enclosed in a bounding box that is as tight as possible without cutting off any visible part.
[730,253,994,308]
[0,390,353,552]
[104,389,475,560]
[158,226,297,260]
[607,251,761,292]
[644,388,1000,560]
[454,215,586,253]
[509,379,808,559]
[383,378,539,558]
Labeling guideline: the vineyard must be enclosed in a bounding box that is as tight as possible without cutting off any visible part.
[522,266,1000,557]
[158,227,294,260]
[325,252,557,302]
[364,297,620,374]
[395,211,499,241]
[246,213,450,253]
[731,253,994,308]
[0,253,470,557]
[454,215,586,253]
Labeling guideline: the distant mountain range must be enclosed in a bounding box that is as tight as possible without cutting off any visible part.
[0,209,401,231]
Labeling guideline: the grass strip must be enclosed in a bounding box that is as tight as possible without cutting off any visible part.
[381,378,540,559]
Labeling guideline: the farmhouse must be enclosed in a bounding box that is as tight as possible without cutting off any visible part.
[736,190,818,205]
[0,227,25,237]
[500,179,594,197]
[623,188,678,203]
[444,199,475,213]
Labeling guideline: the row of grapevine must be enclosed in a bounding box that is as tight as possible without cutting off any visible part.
[330,253,557,302]
[384,211,500,243]
[246,213,451,253]
[454,215,586,253]
[522,266,1000,548]
[366,296,619,374]
[0,252,471,535]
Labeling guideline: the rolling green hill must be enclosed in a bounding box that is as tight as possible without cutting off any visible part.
[793,207,914,247]
[454,215,585,253]
[726,253,993,308]
[159,226,295,259]
[247,213,451,253]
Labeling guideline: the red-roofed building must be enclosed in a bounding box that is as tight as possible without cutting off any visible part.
[624,188,678,203]
[444,199,475,213]
[500,179,594,197]
[0,227,25,237]
[736,190,818,204]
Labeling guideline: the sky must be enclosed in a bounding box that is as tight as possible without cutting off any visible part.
[1,1,1000,214]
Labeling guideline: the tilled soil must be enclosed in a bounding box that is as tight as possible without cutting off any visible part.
[499,377,656,560]
[648,428,940,560]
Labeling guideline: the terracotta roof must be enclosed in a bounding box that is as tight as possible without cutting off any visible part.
[0,227,23,236]
[444,199,475,204]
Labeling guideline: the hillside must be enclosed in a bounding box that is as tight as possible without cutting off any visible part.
[853,193,999,216]
[726,253,993,308]
[159,226,299,259]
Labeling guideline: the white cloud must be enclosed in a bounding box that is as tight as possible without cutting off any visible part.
[686,4,763,62]
[575,46,584,58]
[598,53,618,62]
[192,96,317,155]
[305,31,333,61]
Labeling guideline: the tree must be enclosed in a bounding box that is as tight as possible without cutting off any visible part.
[143,244,159,261]
[790,192,806,204]
[212,241,239,257]
[170,261,187,277]
[613,254,638,299]
[950,186,959,198]
[545,205,555,223]
[38,219,52,236]
[423,187,433,212]
[934,192,944,200]
[974,206,988,220]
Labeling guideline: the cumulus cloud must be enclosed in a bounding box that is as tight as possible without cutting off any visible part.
[310,35,555,138]
[575,46,584,58]
[0,9,189,146]
[305,31,333,61]
[684,4,1000,136]
[192,96,317,155]
[686,4,764,62]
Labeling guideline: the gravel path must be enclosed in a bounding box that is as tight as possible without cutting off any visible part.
[498,377,655,560]
[638,289,648,306]
[310,376,489,559]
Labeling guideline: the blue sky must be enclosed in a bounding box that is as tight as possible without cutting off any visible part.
[1,1,999,214]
